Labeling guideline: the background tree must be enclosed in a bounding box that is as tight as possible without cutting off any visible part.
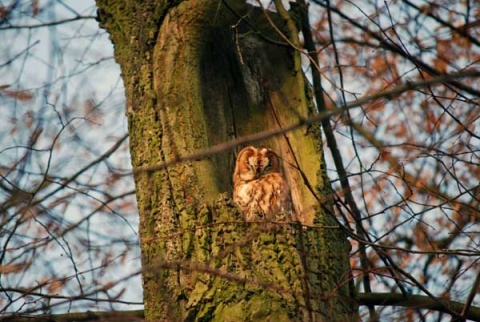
[1,0,479,321]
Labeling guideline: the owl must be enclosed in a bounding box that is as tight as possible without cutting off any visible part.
[233,146,292,222]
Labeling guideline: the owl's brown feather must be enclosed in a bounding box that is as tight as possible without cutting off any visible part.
[233,146,292,221]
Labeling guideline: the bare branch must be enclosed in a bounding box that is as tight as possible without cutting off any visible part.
[358,292,480,321]
[0,310,144,322]
[0,16,96,30]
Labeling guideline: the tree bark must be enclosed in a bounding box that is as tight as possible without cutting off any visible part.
[96,0,357,320]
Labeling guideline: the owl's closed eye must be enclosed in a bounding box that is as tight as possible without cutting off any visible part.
[232,146,292,222]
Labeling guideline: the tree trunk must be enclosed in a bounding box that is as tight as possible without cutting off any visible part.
[96,0,357,320]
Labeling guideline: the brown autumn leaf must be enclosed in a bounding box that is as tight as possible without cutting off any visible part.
[103,281,115,290]
[452,32,471,50]
[0,261,31,274]
[47,278,66,294]
[23,111,34,128]
[84,98,104,123]
[1,89,34,101]
[433,57,448,73]
[370,56,388,75]
[379,150,391,161]
[0,6,8,19]
[32,0,39,17]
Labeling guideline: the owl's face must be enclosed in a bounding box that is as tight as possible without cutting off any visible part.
[233,146,281,183]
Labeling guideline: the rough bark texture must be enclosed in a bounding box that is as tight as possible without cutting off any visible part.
[96,0,357,320]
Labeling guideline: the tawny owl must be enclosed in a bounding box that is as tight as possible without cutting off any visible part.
[233,146,292,222]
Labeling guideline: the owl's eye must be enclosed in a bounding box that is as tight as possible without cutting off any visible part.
[263,161,271,172]
[246,159,256,171]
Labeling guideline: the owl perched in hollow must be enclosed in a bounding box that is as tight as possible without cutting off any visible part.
[233,146,292,222]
